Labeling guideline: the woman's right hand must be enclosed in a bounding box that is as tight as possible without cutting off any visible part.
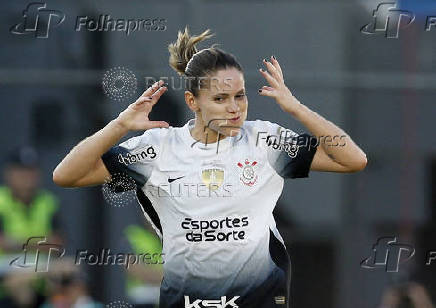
[53,80,170,187]
[115,80,170,131]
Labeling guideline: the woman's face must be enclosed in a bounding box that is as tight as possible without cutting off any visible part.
[193,68,248,138]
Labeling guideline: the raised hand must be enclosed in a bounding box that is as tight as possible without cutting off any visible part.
[116,80,170,131]
[258,55,300,113]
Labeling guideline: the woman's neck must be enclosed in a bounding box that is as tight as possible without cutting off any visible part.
[190,117,227,145]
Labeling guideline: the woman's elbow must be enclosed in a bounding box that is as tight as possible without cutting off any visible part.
[52,168,74,187]
[348,155,368,172]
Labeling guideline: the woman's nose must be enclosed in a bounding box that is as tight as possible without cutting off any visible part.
[227,98,240,113]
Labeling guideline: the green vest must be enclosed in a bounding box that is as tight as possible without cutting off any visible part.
[0,186,58,242]
[124,224,163,291]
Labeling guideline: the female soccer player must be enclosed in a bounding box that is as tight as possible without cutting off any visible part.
[53,27,367,308]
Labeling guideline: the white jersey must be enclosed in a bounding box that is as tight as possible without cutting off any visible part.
[102,119,317,308]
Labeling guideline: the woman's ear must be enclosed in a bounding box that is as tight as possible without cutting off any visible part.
[185,91,200,112]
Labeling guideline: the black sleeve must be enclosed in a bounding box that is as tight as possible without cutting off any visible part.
[269,133,318,179]
[101,146,148,188]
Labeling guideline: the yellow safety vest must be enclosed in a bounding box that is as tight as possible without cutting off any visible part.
[125,224,163,292]
[0,186,58,242]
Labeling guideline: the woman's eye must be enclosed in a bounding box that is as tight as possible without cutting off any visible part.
[236,94,246,99]
[214,97,224,102]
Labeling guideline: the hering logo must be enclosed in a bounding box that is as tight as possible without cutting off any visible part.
[184,295,240,308]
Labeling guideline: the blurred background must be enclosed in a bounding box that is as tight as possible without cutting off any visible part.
[0,0,435,307]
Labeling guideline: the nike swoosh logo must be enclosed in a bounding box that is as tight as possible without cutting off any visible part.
[168,176,185,183]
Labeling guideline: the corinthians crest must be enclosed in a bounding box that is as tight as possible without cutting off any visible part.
[237,159,258,186]
[201,161,225,191]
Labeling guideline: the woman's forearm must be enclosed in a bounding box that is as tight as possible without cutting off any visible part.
[257,56,366,170]
[285,98,367,168]
[53,119,128,186]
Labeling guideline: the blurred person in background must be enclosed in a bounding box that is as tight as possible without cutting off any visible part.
[124,222,163,308]
[0,146,64,307]
[0,146,63,251]
[0,270,45,308]
[40,258,103,308]
[379,282,435,308]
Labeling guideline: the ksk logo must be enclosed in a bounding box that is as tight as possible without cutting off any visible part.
[184,296,240,308]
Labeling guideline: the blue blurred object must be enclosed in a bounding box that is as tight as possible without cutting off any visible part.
[398,0,436,17]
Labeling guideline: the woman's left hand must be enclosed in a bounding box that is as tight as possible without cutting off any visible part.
[258,56,300,113]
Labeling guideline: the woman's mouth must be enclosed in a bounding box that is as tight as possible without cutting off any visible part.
[229,116,240,122]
